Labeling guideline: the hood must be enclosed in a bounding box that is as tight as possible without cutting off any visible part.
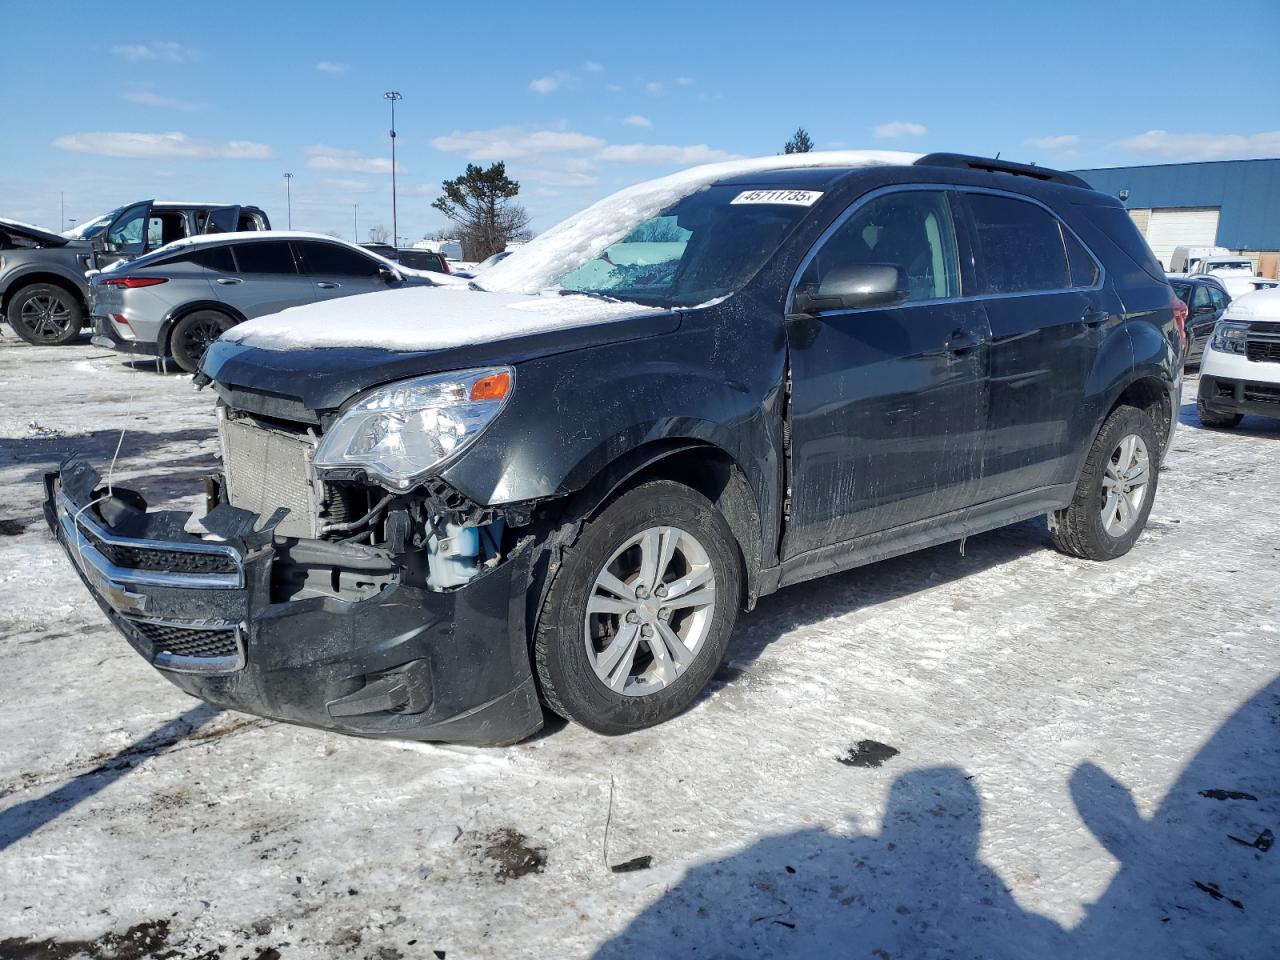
[1224,287,1280,322]
[0,217,70,247]
[204,285,679,415]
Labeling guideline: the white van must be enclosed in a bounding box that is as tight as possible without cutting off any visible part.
[1169,244,1229,274]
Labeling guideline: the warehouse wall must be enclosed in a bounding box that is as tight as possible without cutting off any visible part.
[1072,159,1280,251]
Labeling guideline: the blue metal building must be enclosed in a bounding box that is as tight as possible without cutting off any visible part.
[1070,159,1280,266]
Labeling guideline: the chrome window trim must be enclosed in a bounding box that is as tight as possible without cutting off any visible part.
[56,491,244,590]
[785,182,1107,316]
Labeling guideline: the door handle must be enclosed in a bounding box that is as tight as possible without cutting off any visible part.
[1082,307,1108,327]
[945,328,982,354]
[215,277,242,285]
[316,281,340,289]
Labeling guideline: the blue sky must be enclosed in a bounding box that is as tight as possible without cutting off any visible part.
[3,0,1278,242]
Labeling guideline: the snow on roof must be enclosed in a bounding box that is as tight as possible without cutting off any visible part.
[478,150,920,295]
[1225,286,1280,321]
[223,284,663,352]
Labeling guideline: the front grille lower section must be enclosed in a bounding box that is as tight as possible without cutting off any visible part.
[1246,322,1280,364]
[124,617,245,673]
[219,413,319,539]
[1243,383,1280,404]
[82,526,239,575]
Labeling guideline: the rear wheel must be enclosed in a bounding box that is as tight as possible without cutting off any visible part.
[534,479,742,735]
[1049,405,1159,561]
[170,310,234,373]
[1197,400,1242,429]
[6,283,83,345]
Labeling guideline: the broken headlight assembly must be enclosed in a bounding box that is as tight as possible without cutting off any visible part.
[1209,321,1248,356]
[315,366,513,490]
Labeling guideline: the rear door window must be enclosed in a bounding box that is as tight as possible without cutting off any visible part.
[297,241,382,277]
[798,190,960,303]
[965,193,1069,294]
[232,240,298,274]
[1209,286,1230,310]
[155,245,236,272]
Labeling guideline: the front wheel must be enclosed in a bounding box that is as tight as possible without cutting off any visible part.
[6,283,83,345]
[534,479,742,735]
[170,310,234,373]
[1197,400,1242,429]
[1049,405,1160,561]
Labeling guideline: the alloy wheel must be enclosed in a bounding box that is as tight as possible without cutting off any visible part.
[1100,433,1151,537]
[584,525,717,697]
[18,293,74,343]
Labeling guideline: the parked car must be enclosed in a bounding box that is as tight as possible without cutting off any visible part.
[1170,275,1230,363]
[1197,287,1280,428]
[360,242,399,260]
[89,231,439,372]
[394,248,451,274]
[46,151,1179,746]
[1193,256,1261,298]
[1169,244,1229,274]
[0,201,268,346]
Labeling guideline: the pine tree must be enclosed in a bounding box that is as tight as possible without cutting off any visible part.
[432,162,532,261]
[784,127,814,154]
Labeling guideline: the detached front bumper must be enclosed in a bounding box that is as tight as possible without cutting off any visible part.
[44,458,544,745]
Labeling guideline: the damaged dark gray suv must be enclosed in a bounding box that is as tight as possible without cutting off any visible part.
[46,152,1181,745]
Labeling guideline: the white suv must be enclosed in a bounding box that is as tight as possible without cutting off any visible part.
[1198,288,1280,427]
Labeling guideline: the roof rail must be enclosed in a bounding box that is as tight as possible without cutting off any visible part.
[914,153,1090,190]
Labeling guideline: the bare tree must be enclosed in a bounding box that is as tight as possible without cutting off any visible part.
[432,162,532,261]
[367,224,390,244]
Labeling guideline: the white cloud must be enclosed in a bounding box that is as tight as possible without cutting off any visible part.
[623,114,653,128]
[315,61,348,74]
[607,84,624,93]
[321,177,374,193]
[530,72,571,94]
[872,121,927,139]
[110,41,197,63]
[582,61,604,72]
[1117,129,1280,161]
[675,76,694,86]
[305,144,400,174]
[432,126,605,161]
[120,88,200,111]
[1029,135,1080,149]
[644,81,664,95]
[52,131,271,160]
[595,143,740,165]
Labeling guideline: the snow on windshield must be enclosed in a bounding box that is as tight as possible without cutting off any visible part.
[478,150,920,295]
[1204,260,1254,273]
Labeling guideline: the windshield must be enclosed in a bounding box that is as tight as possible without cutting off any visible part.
[1204,260,1253,273]
[503,184,813,307]
[62,210,118,240]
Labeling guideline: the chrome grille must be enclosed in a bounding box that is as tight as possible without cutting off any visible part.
[218,414,318,538]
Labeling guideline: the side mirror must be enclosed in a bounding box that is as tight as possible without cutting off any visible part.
[1195,303,1217,315]
[379,266,401,284]
[793,264,908,314]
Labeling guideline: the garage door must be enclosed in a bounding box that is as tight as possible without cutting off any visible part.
[1144,207,1220,269]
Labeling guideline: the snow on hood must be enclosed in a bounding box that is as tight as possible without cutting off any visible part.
[0,216,68,244]
[478,150,920,295]
[1224,286,1280,321]
[223,284,665,352]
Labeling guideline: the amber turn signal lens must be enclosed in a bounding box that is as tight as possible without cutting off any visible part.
[469,370,511,402]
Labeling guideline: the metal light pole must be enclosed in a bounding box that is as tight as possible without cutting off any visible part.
[283,172,294,229]
[384,90,401,250]
[353,203,359,243]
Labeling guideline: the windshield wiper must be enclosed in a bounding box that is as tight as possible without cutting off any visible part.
[558,289,622,303]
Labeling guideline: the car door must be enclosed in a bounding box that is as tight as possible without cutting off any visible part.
[1190,284,1227,354]
[203,205,242,234]
[212,240,316,318]
[96,200,154,267]
[955,190,1111,501]
[295,240,393,301]
[783,188,990,557]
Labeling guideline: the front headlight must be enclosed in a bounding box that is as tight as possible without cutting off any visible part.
[315,366,513,489]
[1209,321,1248,356]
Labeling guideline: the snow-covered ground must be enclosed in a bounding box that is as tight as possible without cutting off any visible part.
[1,335,1277,959]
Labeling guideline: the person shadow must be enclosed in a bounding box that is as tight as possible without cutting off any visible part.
[596,675,1280,959]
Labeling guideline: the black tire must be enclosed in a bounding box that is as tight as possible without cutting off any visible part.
[1049,405,1160,561]
[1197,399,1242,429]
[5,282,83,345]
[170,310,234,373]
[534,479,742,735]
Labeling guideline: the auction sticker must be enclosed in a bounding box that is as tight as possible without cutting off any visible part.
[730,189,823,206]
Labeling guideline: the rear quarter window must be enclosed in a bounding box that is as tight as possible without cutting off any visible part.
[1079,205,1166,282]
